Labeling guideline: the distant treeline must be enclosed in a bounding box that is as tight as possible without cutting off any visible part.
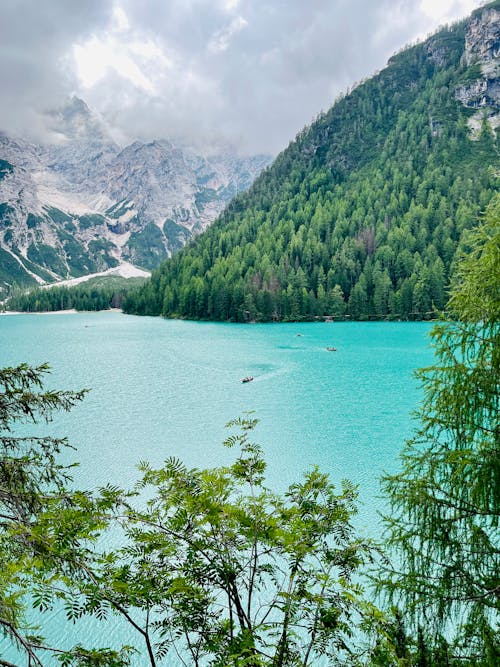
[5,277,146,312]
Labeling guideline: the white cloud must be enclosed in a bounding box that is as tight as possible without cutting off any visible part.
[112,5,130,31]
[0,0,485,152]
[72,8,172,96]
[74,36,156,93]
[208,15,248,53]
[419,0,479,24]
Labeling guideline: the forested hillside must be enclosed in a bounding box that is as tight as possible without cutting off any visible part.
[124,3,499,321]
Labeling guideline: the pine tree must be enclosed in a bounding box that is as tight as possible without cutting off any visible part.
[379,195,500,663]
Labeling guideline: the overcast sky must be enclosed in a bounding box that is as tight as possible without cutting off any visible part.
[0,0,483,154]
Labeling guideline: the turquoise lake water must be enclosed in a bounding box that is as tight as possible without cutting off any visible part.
[0,312,434,662]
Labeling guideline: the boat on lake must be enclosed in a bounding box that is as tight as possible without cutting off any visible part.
[241,376,254,383]
[326,347,337,352]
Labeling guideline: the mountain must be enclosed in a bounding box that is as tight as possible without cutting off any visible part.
[124,2,499,321]
[0,98,270,297]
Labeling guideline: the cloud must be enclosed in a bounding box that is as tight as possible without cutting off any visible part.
[73,35,168,94]
[208,16,248,53]
[419,0,480,25]
[0,0,483,153]
[0,0,113,141]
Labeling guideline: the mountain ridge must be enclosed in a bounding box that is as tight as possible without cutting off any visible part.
[0,99,271,297]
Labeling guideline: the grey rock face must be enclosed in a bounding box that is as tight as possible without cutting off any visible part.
[455,6,499,134]
[455,77,500,109]
[0,98,271,291]
[465,7,500,67]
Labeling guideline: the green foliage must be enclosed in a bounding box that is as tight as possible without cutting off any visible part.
[0,202,15,225]
[57,230,98,277]
[27,242,68,277]
[105,200,132,219]
[56,646,134,667]
[378,195,500,663]
[47,228,118,278]
[78,214,108,230]
[476,0,500,13]
[93,415,375,666]
[123,223,168,270]
[0,159,14,180]
[194,187,218,208]
[0,365,101,662]
[45,206,73,225]
[12,250,55,284]
[6,276,146,312]
[124,18,498,321]
[0,248,37,298]
[364,607,487,667]
[0,363,138,665]
[26,213,43,229]
[163,218,192,253]
[87,239,120,270]
[2,190,499,667]
[1,206,122,292]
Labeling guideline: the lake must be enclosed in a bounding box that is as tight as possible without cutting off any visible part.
[0,312,434,661]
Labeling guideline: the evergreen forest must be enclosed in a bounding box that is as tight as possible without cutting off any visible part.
[124,10,499,321]
[5,276,146,313]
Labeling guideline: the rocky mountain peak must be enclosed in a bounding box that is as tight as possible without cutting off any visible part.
[46,96,111,144]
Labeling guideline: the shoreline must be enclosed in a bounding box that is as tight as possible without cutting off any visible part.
[0,308,123,316]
